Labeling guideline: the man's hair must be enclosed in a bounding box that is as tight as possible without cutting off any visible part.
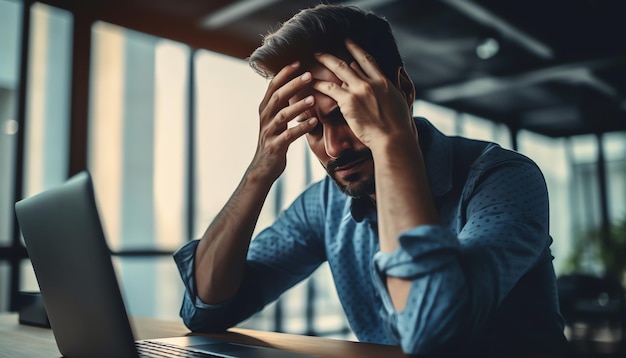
[248,4,403,81]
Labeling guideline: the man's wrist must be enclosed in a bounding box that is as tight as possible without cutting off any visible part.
[370,133,421,165]
[244,162,282,189]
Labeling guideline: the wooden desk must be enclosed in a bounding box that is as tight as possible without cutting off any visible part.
[0,313,405,357]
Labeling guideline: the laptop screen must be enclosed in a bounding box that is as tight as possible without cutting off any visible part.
[15,171,138,357]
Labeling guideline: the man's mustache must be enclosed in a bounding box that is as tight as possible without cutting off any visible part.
[327,148,373,173]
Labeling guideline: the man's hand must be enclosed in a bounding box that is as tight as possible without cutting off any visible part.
[312,39,416,152]
[250,62,318,183]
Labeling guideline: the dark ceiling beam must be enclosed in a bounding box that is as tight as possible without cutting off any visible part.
[422,56,626,103]
[201,0,284,29]
[441,0,554,60]
[94,6,252,58]
[37,0,256,59]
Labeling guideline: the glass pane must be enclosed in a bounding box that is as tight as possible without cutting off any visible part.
[23,3,72,197]
[413,100,458,135]
[193,50,266,237]
[461,113,512,149]
[0,0,22,246]
[603,132,626,223]
[517,131,572,274]
[113,256,184,320]
[20,258,39,294]
[1,2,72,314]
[89,22,189,251]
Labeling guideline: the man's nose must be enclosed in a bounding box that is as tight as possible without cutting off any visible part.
[323,120,353,159]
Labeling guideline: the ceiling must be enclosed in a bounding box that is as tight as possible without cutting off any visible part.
[40,0,626,138]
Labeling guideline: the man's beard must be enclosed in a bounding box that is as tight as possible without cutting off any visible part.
[326,148,375,199]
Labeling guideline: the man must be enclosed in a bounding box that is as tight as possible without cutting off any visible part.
[174,4,566,356]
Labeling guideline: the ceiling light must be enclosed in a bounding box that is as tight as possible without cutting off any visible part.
[476,37,499,60]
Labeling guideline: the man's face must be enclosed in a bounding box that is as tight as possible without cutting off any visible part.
[289,63,375,198]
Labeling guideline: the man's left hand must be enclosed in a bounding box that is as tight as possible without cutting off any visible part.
[312,39,416,152]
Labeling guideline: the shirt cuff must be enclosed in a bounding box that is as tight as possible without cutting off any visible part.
[373,225,460,278]
[370,225,467,354]
[173,239,231,310]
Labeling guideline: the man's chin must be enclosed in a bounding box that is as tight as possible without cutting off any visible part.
[334,177,375,199]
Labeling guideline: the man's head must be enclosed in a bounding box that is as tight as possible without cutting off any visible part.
[249,4,403,82]
[249,5,411,199]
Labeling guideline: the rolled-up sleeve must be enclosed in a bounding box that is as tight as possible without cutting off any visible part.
[173,240,244,331]
[372,226,468,354]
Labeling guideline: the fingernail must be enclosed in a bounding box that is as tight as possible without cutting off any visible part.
[304,96,314,105]
[308,117,317,125]
[301,72,311,81]
[291,61,300,67]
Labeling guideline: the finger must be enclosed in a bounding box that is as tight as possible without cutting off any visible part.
[344,39,384,80]
[267,61,300,93]
[278,117,318,146]
[259,62,307,111]
[314,52,361,85]
[271,95,315,130]
[350,60,367,79]
[260,71,313,122]
[311,78,346,102]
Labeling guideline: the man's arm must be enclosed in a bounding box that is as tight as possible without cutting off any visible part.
[371,135,438,310]
[193,169,274,304]
[193,62,318,304]
[312,39,438,310]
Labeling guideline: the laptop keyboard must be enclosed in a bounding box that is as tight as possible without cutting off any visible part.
[136,340,221,357]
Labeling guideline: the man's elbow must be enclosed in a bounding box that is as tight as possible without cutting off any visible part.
[394,278,472,355]
[179,299,230,333]
[397,300,470,355]
[181,311,232,333]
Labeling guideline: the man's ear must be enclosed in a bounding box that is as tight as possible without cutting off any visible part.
[396,67,415,107]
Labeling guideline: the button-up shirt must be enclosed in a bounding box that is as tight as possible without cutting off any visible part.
[173,117,566,356]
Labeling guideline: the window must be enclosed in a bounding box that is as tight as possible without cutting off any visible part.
[89,22,189,251]
[89,22,190,319]
[0,1,72,311]
[86,23,348,334]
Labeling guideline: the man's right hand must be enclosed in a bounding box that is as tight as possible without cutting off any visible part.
[248,61,318,183]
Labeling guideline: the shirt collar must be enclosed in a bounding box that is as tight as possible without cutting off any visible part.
[349,117,453,222]
[350,197,374,222]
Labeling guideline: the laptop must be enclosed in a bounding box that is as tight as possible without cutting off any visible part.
[15,171,311,358]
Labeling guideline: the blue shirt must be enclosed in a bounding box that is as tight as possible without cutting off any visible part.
[174,117,566,356]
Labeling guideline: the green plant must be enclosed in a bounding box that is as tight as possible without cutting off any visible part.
[565,216,626,279]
